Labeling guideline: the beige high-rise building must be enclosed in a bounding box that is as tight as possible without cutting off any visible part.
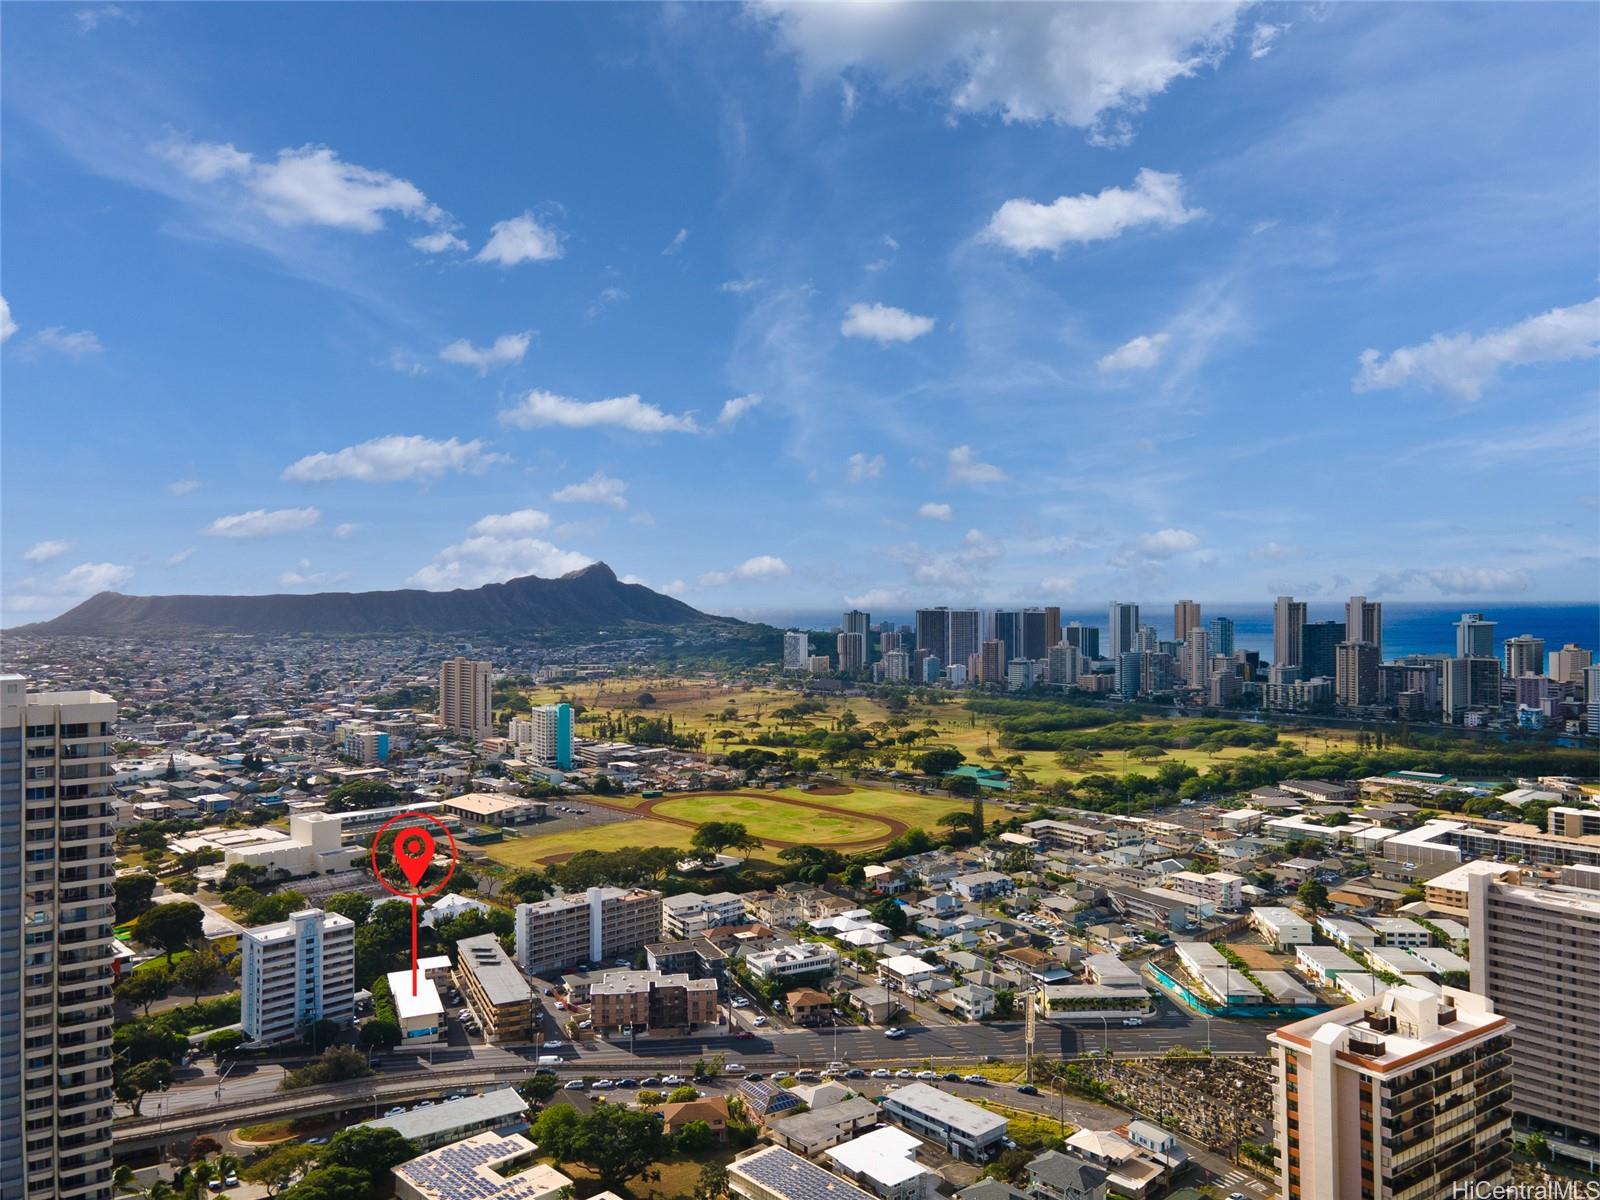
[1334,640,1379,707]
[1468,870,1600,1149]
[1270,986,1513,1200]
[1344,595,1383,655]
[1501,634,1545,679]
[1173,599,1201,645]
[513,886,662,976]
[1548,643,1593,685]
[1,677,118,1200]
[438,657,494,740]
[1273,596,1307,669]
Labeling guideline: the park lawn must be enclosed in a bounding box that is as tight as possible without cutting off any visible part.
[483,818,711,867]
[772,785,971,829]
[651,794,888,844]
[236,1115,331,1143]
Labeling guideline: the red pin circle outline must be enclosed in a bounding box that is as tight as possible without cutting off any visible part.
[371,812,458,899]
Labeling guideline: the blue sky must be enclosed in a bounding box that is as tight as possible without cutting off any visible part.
[3,2,1597,625]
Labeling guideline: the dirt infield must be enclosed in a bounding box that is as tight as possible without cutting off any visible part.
[802,784,852,796]
[581,790,911,851]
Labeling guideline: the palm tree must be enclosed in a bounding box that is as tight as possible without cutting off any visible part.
[146,1181,178,1200]
[112,1166,140,1195]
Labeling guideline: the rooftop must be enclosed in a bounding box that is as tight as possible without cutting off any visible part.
[456,934,532,1007]
[730,1146,878,1200]
[1271,986,1508,1076]
[364,1088,527,1141]
[393,1132,570,1200]
[882,1082,1008,1138]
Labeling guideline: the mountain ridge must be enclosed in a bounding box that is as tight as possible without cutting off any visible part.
[17,562,741,636]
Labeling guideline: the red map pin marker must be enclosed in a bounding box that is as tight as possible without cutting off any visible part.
[395,828,435,891]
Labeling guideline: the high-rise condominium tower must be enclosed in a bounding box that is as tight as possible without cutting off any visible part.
[1299,620,1345,680]
[1270,986,1513,1200]
[1041,606,1062,650]
[1549,643,1592,685]
[1108,602,1139,658]
[1173,600,1201,645]
[914,608,950,664]
[511,703,573,770]
[1454,612,1497,658]
[1273,596,1307,669]
[842,610,872,661]
[1468,869,1600,1149]
[1501,634,1545,679]
[946,609,981,670]
[782,630,811,671]
[836,631,866,674]
[1334,640,1380,707]
[1345,595,1382,655]
[1207,616,1235,657]
[438,657,494,739]
[1,677,118,1200]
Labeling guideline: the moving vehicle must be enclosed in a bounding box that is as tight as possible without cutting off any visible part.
[564,1080,585,1090]
[537,1055,563,1065]
[1122,1017,1144,1026]
[752,1015,768,1026]
[884,1026,908,1039]
[1018,1085,1039,1096]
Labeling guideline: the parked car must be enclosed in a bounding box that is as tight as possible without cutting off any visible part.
[1018,1085,1039,1096]
[592,1079,615,1089]
[564,1080,585,1090]
[895,1068,913,1078]
[731,997,750,1008]
[915,1070,937,1080]
[617,1078,639,1088]
[745,1072,764,1082]
[752,1015,768,1027]
[724,1063,746,1074]
[845,1068,866,1079]
[385,1106,405,1117]
[870,1068,891,1079]
[640,1077,662,1088]
[943,1073,961,1082]
[662,1075,685,1085]
[963,1074,988,1085]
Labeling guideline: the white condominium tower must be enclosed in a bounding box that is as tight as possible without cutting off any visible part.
[782,630,811,671]
[438,657,494,739]
[1345,595,1383,655]
[240,908,356,1043]
[1,677,118,1200]
[1273,596,1307,669]
[1108,602,1139,658]
[1270,986,1512,1200]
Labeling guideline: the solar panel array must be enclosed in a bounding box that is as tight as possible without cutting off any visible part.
[733,1147,878,1200]
[397,1133,569,1200]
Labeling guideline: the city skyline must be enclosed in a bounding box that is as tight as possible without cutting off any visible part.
[4,3,1599,628]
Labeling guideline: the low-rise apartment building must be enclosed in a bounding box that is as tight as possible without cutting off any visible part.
[661,891,747,939]
[1167,870,1243,911]
[589,969,719,1033]
[513,886,662,976]
[880,1082,1009,1162]
[745,941,838,980]
[1250,906,1313,949]
[456,933,535,1042]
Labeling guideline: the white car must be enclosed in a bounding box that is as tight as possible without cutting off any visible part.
[564,1080,585,1090]
[884,1027,908,1039]
[963,1074,987,1085]
[543,1040,567,1050]
[592,1079,615,1089]
[915,1070,937,1080]
[1123,1017,1143,1026]
[895,1068,913,1078]
[870,1068,891,1078]
[752,1016,768,1027]
[731,997,750,1008]
[662,1075,684,1085]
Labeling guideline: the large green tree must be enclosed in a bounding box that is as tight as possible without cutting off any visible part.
[543,1105,667,1191]
[174,947,225,1005]
[280,1166,371,1200]
[240,1145,320,1196]
[131,902,205,964]
[116,965,172,1016]
[114,873,159,924]
[320,1127,418,1182]
[690,821,762,860]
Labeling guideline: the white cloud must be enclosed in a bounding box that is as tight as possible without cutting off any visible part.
[203,507,321,538]
[0,296,16,343]
[469,510,552,537]
[552,472,628,510]
[720,279,761,294]
[474,211,564,266]
[756,1,1245,141]
[58,561,133,593]
[333,523,360,539]
[166,478,202,496]
[847,452,886,482]
[383,348,430,376]
[35,327,103,356]
[155,138,448,233]
[918,502,953,521]
[586,287,629,319]
[661,579,688,597]
[499,389,700,434]
[845,587,902,609]
[282,435,505,484]
[23,540,71,564]
[165,548,194,567]
[75,5,134,32]
[1354,298,1600,402]
[1137,527,1201,556]
[699,555,792,587]
[899,528,1003,592]
[946,445,1008,484]
[1371,566,1533,596]
[409,533,592,589]
[984,168,1202,256]
[411,229,468,254]
[1250,541,1300,560]
[841,301,936,344]
[1040,575,1079,594]
[718,393,762,427]
[1249,21,1289,58]
[663,228,689,255]
[439,330,533,374]
[1097,331,1170,372]
[280,559,348,588]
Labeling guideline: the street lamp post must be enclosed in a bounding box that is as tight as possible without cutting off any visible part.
[1100,1015,1110,1055]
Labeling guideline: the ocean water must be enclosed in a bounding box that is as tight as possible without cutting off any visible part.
[754,602,1600,660]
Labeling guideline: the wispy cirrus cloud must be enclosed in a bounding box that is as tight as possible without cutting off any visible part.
[1098,331,1170,372]
[23,540,71,564]
[718,393,761,427]
[203,507,320,539]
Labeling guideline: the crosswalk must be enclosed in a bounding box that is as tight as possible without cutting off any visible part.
[1216,1167,1267,1195]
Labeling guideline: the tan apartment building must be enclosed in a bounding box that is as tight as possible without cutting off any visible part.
[1270,986,1512,1200]
[1468,871,1600,1150]
[589,969,718,1033]
[438,657,494,740]
[2,679,119,1200]
[456,933,535,1042]
[513,886,662,976]
[1420,861,1521,917]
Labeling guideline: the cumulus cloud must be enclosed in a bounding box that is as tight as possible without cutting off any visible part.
[469,509,552,537]
[699,555,792,587]
[552,472,628,510]
[411,229,468,254]
[841,302,936,344]
[5,560,135,614]
[23,540,71,564]
[409,531,592,589]
[847,453,886,482]
[280,559,349,588]
[718,393,762,427]
[755,1,1246,142]
[59,562,133,593]
[1354,298,1600,402]
[918,502,953,521]
[499,389,700,434]
[1371,566,1533,596]
[474,211,564,266]
[166,478,202,496]
[1098,331,1170,372]
[946,445,1008,484]
[1137,527,1201,556]
[203,507,321,538]
[984,168,1202,256]
[663,228,689,255]
[155,138,449,233]
[845,587,903,609]
[901,528,1003,592]
[439,331,533,374]
[282,435,505,484]
[0,296,16,343]
[35,327,103,356]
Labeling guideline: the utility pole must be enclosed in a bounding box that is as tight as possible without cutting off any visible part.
[1024,987,1036,1086]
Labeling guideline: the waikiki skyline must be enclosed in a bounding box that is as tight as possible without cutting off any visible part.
[3,2,1598,627]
